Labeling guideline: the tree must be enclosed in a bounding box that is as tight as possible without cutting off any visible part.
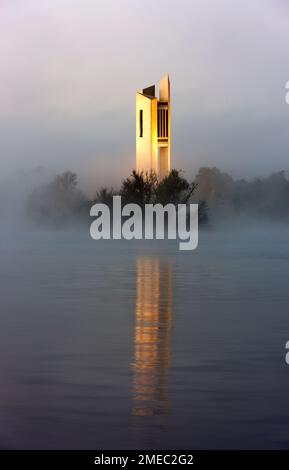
[120,170,158,207]
[92,187,116,209]
[27,171,87,225]
[156,169,197,205]
[195,167,233,206]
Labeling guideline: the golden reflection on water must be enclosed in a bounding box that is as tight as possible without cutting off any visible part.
[132,256,173,417]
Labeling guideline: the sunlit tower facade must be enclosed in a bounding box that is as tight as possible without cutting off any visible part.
[136,75,171,179]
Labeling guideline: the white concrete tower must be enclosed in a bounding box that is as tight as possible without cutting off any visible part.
[136,75,171,179]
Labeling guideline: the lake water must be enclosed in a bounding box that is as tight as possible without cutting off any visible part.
[1,225,289,449]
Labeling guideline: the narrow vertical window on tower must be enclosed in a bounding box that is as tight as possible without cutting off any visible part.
[139,110,143,137]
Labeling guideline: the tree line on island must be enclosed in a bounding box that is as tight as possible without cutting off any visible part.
[27,167,289,227]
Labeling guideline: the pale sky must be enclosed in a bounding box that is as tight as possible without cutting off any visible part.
[0,0,289,188]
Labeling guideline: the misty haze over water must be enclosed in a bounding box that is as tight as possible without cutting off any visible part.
[1,0,289,451]
[1,226,289,449]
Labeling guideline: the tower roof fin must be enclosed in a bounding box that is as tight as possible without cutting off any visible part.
[142,85,155,98]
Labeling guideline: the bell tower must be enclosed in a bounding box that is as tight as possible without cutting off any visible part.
[136,74,171,178]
